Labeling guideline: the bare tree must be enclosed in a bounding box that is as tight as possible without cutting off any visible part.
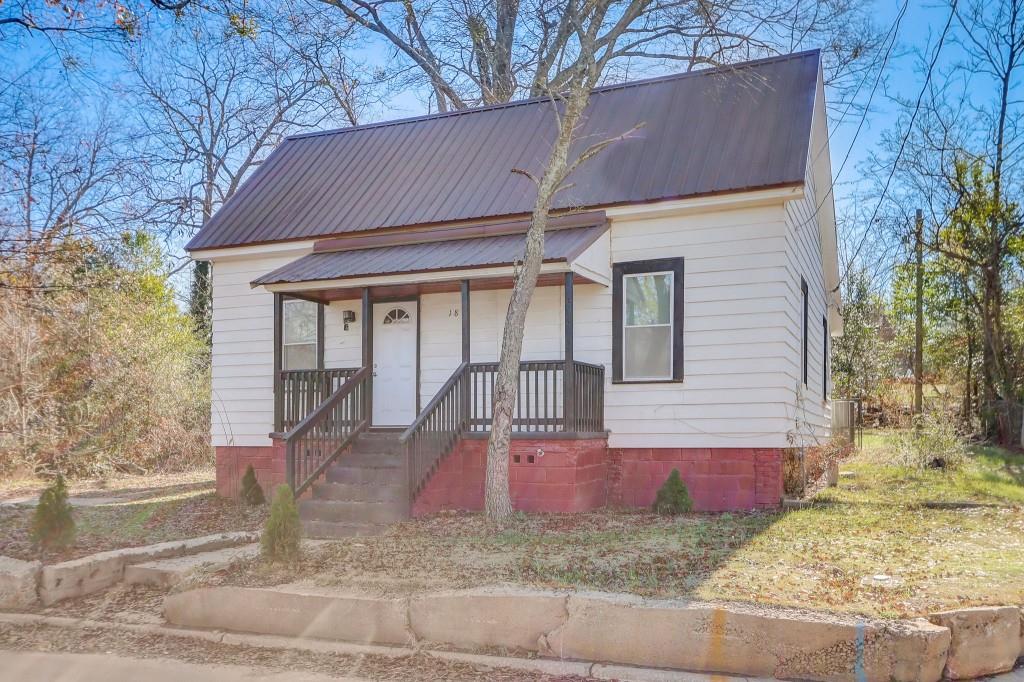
[126,5,368,337]
[0,83,139,291]
[869,0,1024,441]
[320,0,880,111]
[316,0,881,520]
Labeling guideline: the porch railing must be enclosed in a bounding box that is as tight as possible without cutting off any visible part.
[466,360,604,433]
[400,362,471,501]
[278,367,361,432]
[401,360,605,501]
[284,366,370,496]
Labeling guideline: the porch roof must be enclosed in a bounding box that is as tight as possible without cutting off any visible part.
[251,223,608,288]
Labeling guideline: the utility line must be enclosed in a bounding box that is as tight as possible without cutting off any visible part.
[842,1,959,283]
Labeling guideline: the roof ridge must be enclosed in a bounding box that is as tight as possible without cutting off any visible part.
[284,49,821,142]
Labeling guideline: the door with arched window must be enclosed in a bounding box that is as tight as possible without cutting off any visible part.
[371,301,418,425]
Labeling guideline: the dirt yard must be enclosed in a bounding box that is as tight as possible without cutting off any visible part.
[0,469,265,562]
[210,435,1024,620]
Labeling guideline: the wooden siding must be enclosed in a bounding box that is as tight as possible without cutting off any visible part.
[206,187,833,451]
[782,143,832,445]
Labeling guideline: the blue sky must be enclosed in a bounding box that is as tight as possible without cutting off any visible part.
[5,0,971,251]
[828,1,964,211]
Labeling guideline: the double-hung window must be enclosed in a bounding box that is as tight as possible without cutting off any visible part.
[282,298,320,370]
[612,257,684,383]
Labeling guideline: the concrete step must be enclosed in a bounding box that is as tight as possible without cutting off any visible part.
[351,432,402,455]
[301,519,389,539]
[124,543,260,589]
[299,499,408,524]
[312,481,405,502]
[326,463,405,485]
[336,452,403,468]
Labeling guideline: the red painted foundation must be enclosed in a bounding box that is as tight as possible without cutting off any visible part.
[412,437,609,516]
[214,439,784,513]
[215,438,285,499]
[607,447,784,511]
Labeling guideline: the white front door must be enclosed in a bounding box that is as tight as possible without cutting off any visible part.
[372,302,418,426]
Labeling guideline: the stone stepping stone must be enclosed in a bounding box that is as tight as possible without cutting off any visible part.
[125,544,260,589]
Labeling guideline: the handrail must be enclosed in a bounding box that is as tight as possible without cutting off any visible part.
[402,359,604,505]
[400,362,470,443]
[285,366,371,495]
[401,363,471,503]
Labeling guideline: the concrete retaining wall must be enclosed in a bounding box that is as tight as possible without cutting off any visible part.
[161,585,1024,682]
[0,556,41,609]
[37,531,257,605]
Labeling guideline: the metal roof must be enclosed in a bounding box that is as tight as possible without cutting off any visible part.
[251,224,607,286]
[189,50,820,252]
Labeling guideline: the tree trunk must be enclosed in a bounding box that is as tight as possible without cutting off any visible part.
[484,91,590,521]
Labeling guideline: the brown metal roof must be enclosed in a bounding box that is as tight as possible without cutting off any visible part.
[251,224,607,286]
[190,50,820,252]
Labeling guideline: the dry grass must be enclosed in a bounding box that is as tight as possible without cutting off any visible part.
[213,434,1024,619]
[0,469,265,561]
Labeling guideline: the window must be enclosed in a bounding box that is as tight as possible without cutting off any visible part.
[801,278,808,386]
[382,307,411,325]
[822,314,829,398]
[282,299,319,370]
[612,258,684,383]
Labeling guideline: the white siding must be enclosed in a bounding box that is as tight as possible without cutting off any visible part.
[206,195,834,451]
[419,287,565,408]
[209,252,306,447]
[782,158,832,446]
[596,204,795,448]
[779,69,834,448]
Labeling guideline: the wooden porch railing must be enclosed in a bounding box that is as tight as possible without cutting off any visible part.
[278,367,360,432]
[401,360,605,501]
[400,362,471,501]
[284,366,370,496]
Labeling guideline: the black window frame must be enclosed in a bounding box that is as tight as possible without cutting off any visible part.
[612,257,685,384]
[822,314,828,398]
[800,277,808,387]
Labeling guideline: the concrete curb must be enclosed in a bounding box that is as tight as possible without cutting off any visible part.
[0,611,762,682]
[161,585,983,682]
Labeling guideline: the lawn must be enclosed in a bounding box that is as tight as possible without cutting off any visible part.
[0,469,265,562]
[217,433,1024,619]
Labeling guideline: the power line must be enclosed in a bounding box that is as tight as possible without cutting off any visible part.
[792,0,909,235]
[843,1,959,280]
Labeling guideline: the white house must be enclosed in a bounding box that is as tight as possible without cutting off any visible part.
[187,50,840,536]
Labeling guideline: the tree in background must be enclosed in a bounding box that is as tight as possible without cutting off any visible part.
[321,0,880,111]
[126,2,370,341]
[0,85,139,291]
[0,233,211,476]
[831,268,897,405]
[861,0,1024,443]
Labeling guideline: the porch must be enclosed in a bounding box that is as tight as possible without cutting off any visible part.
[256,215,611,505]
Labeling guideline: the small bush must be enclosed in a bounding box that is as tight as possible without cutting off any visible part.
[240,465,265,506]
[894,414,967,470]
[30,475,76,551]
[652,469,693,515]
[783,448,803,496]
[262,484,301,563]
